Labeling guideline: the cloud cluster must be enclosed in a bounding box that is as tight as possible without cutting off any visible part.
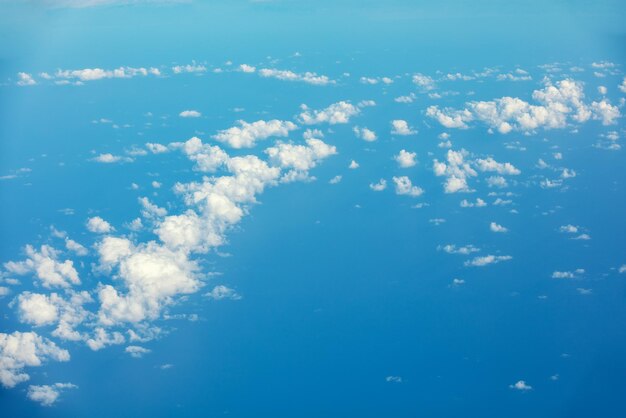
[214,120,297,149]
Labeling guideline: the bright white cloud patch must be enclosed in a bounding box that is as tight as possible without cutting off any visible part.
[258,68,333,85]
[205,285,242,300]
[87,216,113,234]
[392,176,423,197]
[369,179,387,191]
[427,79,621,132]
[4,245,80,289]
[0,331,70,388]
[298,101,361,125]
[27,383,76,406]
[214,120,297,148]
[391,120,416,135]
[464,255,512,267]
[395,150,417,168]
[179,110,201,118]
[353,126,377,142]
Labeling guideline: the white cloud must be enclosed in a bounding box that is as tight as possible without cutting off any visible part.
[464,255,512,267]
[439,244,480,255]
[349,160,360,169]
[395,150,417,168]
[460,198,487,208]
[475,157,521,175]
[205,285,242,300]
[427,78,621,132]
[490,222,508,233]
[125,345,151,358]
[391,120,417,135]
[392,176,423,197]
[4,245,80,289]
[298,101,361,125]
[179,110,201,118]
[214,120,297,148]
[265,138,337,181]
[0,331,70,388]
[55,66,158,82]
[87,216,113,234]
[239,64,256,73]
[329,175,342,184]
[17,72,36,86]
[91,153,130,163]
[619,77,626,94]
[65,238,88,256]
[552,269,584,279]
[172,63,206,74]
[412,73,435,90]
[353,126,377,142]
[486,176,508,188]
[258,68,333,85]
[17,293,58,326]
[369,179,387,191]
[433,149,477,193]
[509,380,532,391]
[27,383,76,406]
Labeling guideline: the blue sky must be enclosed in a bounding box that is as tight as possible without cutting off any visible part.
[1,1,626,416]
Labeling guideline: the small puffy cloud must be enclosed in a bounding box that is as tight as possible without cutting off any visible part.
[509,380,532,391]
[433,149,477,193]
[179,110,201,118]
[0,331,70,388]
[475,157,521,175]
[4,245,80,288]
[17,293,59,326]
[239,64,256,73]
[86,216,113,234]
[298,101,361,125]
[146,143,170,154]
[619,77,626,93]
[412,73,435,90]
[265,138,337,181]
[490,222,508,233]
[329,175,342,184]
[392,176,423,197]
[258,68,333,85]
[65,238,88,256]
[369,179,387,191]
[439,244,480,255]
[552,269,584,279]
[486,176,508,188]
[391,120,416,135]
[214,120,297,148]
[395,150,417,168]
[460,198,487,208]
[91,153,130,163]
[27,383,77,406]
[353,126,377,142]
[17,72,36,86]
[205,285,242,300]
[385,376,403,383]
[125,345,151,358]
[172,63,206,74]
[464,255,512,267]
[349,160,360,169]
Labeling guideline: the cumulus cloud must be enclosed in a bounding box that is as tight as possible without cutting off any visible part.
[509,380,532,391]
[369,179,387,191]
[87,216,113,234]
[490,222,508,233]
[125,345,151,358]
[390,119,417,135]
[0,331,70,388]
[439,244,480,255]
[433,149,477,193]
[392,176,423,197]
[205,285,242,300]
[4,245,80,289]
[412,73,436,90]
[265,138,337,182]
[353,126,377,142]
[460,198,487,208]
[552,269,584,279]
[27,382,77,406]
[214,120,297,148]
[298,101,361,125]
[395,150,417,168]
[17,72,36,86]
[427,78,621,133]
[258,68,333,85]
[464,255,512,267]
[179,110,201,118]
[54,66,159,82]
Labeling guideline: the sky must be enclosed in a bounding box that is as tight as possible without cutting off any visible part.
[1,0,626,417]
